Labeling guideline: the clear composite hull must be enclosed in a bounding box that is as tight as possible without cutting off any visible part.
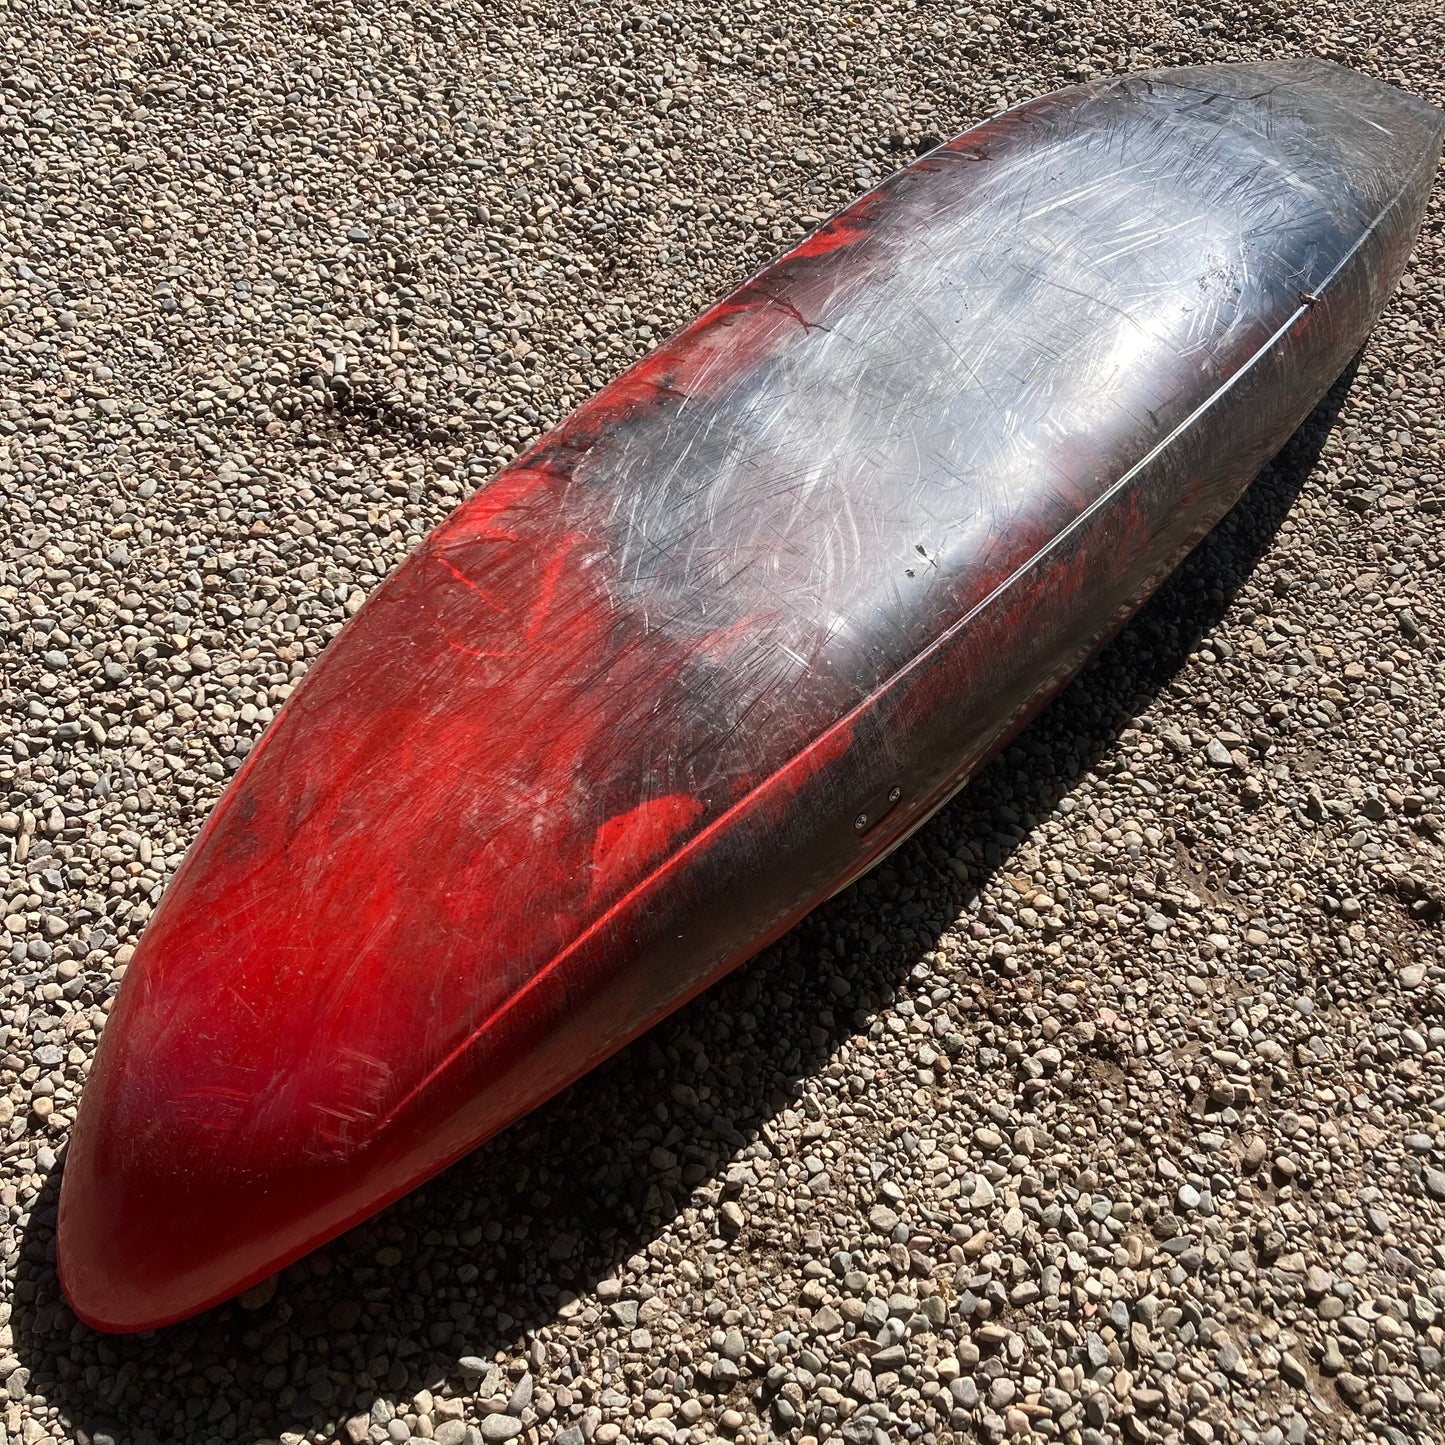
[59,59,1443,1331]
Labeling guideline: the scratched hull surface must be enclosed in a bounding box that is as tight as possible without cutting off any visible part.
[61,60,1442,1330]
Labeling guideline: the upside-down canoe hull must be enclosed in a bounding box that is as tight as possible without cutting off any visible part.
[60,59,1442,1331]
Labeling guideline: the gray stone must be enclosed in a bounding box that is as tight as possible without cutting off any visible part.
[474,1421,523,1445]
[1206,738,1235,767]
[950,1377,980,1410]
[718,1201,746,1239]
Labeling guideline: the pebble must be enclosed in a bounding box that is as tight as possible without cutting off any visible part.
[1336,1373,1369,1405]
[1206,738,1236,768]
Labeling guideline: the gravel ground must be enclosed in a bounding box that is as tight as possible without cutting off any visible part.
[2,1,1443,1444]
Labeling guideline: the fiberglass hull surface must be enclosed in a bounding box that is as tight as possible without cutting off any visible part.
[60,59,1442,1330]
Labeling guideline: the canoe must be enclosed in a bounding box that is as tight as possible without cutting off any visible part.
[60,58,1442,1331]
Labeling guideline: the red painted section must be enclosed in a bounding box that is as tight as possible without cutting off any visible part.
[589,796,705,900]
[58,387,872,1327]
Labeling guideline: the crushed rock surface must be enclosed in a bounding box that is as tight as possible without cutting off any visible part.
[1,1,1443,1443]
